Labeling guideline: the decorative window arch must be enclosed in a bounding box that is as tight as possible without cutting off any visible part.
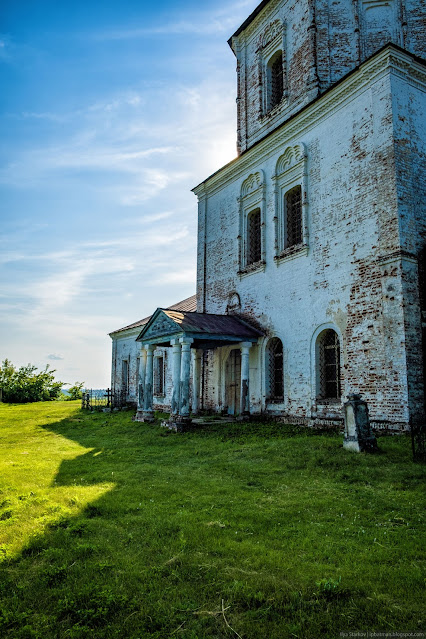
[256,19,287,117]
[273,143,308,263]
[316,329,341,400]
[266,337,284,402]
[238,171,266,276]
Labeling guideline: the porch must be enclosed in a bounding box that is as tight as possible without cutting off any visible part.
[134,308,263,428]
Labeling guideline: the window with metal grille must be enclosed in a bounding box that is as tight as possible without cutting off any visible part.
[122,360,129,395]
[154,356,165,395]
[268,52,283,111]
[247,208,261,265]
[318,330,341,400]
[267,337,284,401]
[285,185,302,248]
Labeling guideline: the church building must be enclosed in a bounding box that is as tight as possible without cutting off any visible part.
[110,0,426,432]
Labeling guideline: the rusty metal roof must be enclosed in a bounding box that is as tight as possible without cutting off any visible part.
[136,308,264,348]
[162,310,263,338]
[109,294,197,336]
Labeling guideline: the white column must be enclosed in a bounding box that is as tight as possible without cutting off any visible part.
[179,338,193,418]
[170,339,182,416]
[192,349,202,415]
[240,342,252,417]
[136,346,147,419]
[143,344,156,421]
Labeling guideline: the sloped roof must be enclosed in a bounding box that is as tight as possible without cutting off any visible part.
[109,294,197,336]
[136,308,264,348]
[162,310,263,338]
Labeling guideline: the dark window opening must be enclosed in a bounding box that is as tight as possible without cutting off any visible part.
[122,360,129,395]
[247,208,262,265]
[268,52,283,111]
[285,185,302,248]
[155,356,165,395]
[267,337,284,401]
[318,330,341,400]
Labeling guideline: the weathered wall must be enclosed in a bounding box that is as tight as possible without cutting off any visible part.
[110,331,174,409]
[195,47,426,428]
[231,0,426,153]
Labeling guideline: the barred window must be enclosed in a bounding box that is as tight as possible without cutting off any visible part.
[285,185,302,248]
[318,330,341,400]
[122,360,129,395]
[247,208,262,265]
[154,355,165,396]
[267,337,284,401]
[268,51,283,111]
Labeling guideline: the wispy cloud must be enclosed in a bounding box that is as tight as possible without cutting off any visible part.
[90,1,255,41]
[47,354,64,360]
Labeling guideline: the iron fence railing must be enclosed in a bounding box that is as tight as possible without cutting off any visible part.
[81,388,127,411]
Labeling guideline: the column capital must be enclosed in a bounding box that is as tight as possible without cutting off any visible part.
[144,343,156,353]
[240,341,252,351]
[170,338,180,346]
[179,337,194,348]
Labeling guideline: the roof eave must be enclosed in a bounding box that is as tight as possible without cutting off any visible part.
[227,0,273,51]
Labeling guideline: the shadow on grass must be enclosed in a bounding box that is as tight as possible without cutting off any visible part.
[0,407,423,639]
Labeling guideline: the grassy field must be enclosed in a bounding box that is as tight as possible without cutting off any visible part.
[0,401,424,639]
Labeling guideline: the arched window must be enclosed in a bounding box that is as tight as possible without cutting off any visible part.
[285,185,302,248]
[266,337,284,401]
[317,330,341,400]
[267,51,283,111]
[247,208,262,265]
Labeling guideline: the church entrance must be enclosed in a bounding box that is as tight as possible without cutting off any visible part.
[225,349,241,415]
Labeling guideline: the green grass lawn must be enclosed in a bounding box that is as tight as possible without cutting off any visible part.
[0,401,424,639]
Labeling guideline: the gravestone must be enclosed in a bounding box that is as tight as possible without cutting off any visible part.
[343,394,378,453]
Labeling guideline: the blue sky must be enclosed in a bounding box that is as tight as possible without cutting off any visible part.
[0,0,259,388]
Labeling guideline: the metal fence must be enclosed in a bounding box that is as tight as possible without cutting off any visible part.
[81,388,127,411]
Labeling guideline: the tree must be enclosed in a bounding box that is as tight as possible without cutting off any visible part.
[67,382,84,400]
[0,359,64,403]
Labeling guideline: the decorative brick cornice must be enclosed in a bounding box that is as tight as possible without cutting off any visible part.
[192,46,426,200]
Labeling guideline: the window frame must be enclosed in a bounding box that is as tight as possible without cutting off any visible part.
[266,337,284,403]
[316,329,342,402]
[238,171,266,277]
[122,359,129,396]
[266,50,284,112]
[273,144,309,264]
[256,19,287,118]
[154,352,166,397]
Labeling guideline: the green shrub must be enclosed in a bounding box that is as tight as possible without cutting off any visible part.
[0,359,63,403]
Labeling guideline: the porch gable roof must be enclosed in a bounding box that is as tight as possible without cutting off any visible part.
[136,309,264,348]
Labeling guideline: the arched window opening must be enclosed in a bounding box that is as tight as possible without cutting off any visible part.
[318,330,341,400]
[267,337,284,401]
[247,208,262,265]
[285,185,302,248]
[267,51,283,111]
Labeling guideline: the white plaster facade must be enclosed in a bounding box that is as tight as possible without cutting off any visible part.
[110,0,426,431]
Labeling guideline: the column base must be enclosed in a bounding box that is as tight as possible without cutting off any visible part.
[237,413,250,422]
[169,415,192,432]
[139,410,155,423]
[134,410,145,422]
